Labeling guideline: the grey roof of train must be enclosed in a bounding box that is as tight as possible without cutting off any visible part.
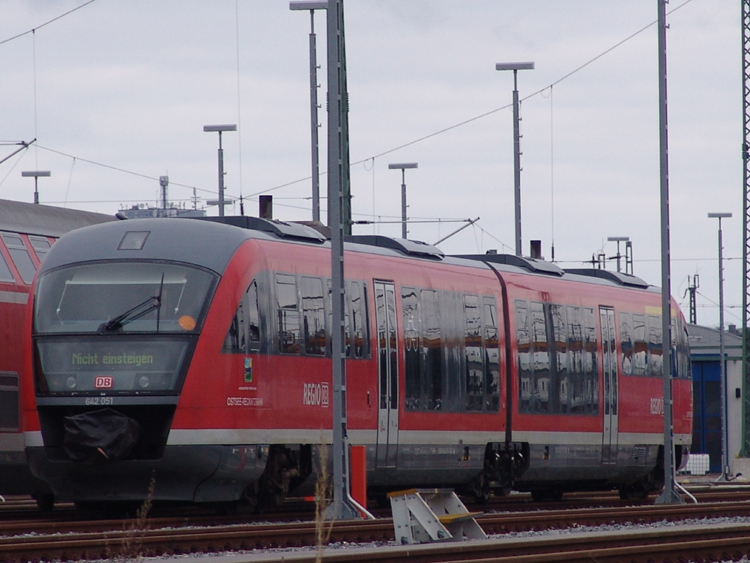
[39,216,660,294]
[0,198,114,238]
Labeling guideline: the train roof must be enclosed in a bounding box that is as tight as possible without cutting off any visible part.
[39,215,660,294]
[0,198,114,238]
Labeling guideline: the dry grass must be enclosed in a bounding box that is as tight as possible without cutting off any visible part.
[314,443,334,563]
[106,472,155,561]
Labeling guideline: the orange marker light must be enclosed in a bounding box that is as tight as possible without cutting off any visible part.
[179,315,197,331]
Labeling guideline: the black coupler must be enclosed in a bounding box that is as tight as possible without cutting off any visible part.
[63,408,143,465]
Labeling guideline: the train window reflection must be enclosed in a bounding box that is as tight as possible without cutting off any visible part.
[483,298,500,412]
[223,279,261,354]
[276,274,300,354]
[1,233,36,284]
[302,277,325,356]
[619,312,633,375]
[34,262,217,334]
[0,252,14,283]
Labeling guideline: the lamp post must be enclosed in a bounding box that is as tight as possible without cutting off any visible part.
[496,62,534,257]
[709,211,732,480]
[290,1,327,223]
[21,170,51,204]
[203,124,237,217]
[388,162,418,239]
[607,236,630,273]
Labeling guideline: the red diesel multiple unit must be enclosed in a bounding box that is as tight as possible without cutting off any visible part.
[23,216,692,508]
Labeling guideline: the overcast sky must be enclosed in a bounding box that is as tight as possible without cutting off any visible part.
[0,1,741,328]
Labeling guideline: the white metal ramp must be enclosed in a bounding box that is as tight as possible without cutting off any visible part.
[388,488,487,544]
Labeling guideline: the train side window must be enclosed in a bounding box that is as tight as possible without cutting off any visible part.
[515,300,532,413]
[530,301,549,413]
[29,236,52,262]
[483,297,500,412]
[647,315,663,377]
[583,308,599,414]
[350,281,369,358]
[301,277,326,356]
[402,286,421,410]
[632,314,648,375]
[0,372,19,431]
[464,294,483,412]
[0,251,14,283]
[222,280,261,354]
[1,233,36,284]
[619,312,633,375]
[276,274,300,354]
[421,289,442,410]
[566,306,587,414]
[550,304,568,414]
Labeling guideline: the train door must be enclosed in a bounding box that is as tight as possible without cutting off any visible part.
[374,281,399,469]
[599,307,618,464]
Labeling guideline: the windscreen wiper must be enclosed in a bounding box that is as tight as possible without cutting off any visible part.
[98,275,165,333]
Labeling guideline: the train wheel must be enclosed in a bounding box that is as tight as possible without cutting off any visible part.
[34,492,55,511]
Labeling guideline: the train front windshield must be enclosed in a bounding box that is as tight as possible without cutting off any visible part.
[33,262,218,395]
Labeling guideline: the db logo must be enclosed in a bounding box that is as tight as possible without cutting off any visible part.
[95,376,113,389]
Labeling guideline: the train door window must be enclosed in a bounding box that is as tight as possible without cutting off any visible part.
[421,289,442,410]
[402,286,421,410]
[222,279,261,354]
[350,281,368,358]
[647,315,663,377]
[483,297,500,412]
[550,304,568,414]
[0,251,14,283]
[29,236,52,262]
[674,317,690,379]
[632,314,648,375]
[619,312,633,375]
[326,279,349,357]
[276,274,300,354]
[464,294,483,412]
[583,307,599,414]
[1,233,36,284]
[530,301,549,413]
[566,306,587,414]
[0,372,18,431]
[515,300,532,413]
[302,277,326,356]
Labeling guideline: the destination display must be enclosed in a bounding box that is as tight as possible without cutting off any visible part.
[35,338,191,394]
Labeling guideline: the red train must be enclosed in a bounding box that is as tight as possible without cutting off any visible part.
[0,199,111,509]
[23,216,692,509]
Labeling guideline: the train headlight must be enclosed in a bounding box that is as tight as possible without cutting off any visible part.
[66,376,76,390]
[138,376,150,389]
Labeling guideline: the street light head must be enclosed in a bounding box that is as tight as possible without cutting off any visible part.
[607,236,630,242]
[203,124,237,133]
[21,170,51,178]
[388,162,418,170]
[289,1,327,10]
[495,62,535,72]
[708,212,732,219]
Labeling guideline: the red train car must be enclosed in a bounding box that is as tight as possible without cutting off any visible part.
[23,216,691,508]
[0,199,112,509]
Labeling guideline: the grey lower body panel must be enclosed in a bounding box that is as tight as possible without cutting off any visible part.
[514,443,660,489]
[27,444,268,503]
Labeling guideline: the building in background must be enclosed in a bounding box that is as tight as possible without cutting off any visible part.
[689,324,744,475]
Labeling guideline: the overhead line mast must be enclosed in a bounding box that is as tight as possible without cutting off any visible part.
[742,0,750,457]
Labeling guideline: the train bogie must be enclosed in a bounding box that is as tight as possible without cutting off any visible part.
[23,217,692,506]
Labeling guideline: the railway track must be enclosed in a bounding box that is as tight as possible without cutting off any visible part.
[3,498,750,561]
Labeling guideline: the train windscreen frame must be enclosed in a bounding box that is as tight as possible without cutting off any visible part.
[34,261,217,335]
[32,260,218,395]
